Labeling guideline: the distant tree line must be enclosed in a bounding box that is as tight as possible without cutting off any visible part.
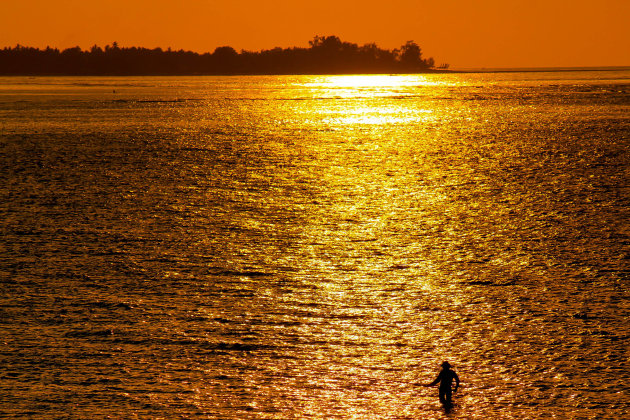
[0,36,448,75]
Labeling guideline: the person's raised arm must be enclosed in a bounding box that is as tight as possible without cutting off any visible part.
[424,371,442,387]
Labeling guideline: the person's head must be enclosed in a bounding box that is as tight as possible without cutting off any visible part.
[441,361,451,370]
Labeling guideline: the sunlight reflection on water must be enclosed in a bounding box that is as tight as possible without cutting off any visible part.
[0,73,629,419]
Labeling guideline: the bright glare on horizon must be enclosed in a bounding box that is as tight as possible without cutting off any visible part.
[305,75,450,100]
[300,75,439,125]
[319,75,421,89]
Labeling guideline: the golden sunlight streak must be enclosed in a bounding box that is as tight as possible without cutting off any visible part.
[323,75,417,89]
[304,75,449,99]
[298,75,445,126]
[334,106,434,126]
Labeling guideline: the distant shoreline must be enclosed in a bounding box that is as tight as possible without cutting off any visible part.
[451,66,630,73]
[1,67,626,78]
[0,70,455,77]
[0,71,455,77]
[2,68,626,77]
[0,36,451,77]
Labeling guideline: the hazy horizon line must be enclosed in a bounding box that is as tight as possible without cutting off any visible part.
[451,65,630,72]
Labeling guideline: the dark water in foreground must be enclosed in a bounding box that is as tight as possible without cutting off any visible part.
[1,72,629,419]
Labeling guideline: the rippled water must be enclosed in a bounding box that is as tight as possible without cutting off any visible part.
[1,72,629,419]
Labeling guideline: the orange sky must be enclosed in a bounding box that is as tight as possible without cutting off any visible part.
[2,0,629,68]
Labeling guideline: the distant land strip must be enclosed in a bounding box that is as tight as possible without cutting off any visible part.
[0,35,449,76]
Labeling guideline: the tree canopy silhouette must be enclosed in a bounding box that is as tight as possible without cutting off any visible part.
[0,36,447,75]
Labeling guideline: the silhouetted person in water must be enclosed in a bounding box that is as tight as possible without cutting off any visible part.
[424,361,460,407]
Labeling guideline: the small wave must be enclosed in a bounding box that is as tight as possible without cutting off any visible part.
[213,270,273,278]
[179,147,214,152]
[64,329,114,338]
[465,280,517,286]
[82,301,133,310]
[105,337,280,352]
[80,377,122,385]
[137,98,201,103]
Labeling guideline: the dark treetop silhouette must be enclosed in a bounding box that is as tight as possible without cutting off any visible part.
[0,36,448,76]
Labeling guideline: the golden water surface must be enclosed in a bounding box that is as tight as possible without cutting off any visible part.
[1,73,629,418]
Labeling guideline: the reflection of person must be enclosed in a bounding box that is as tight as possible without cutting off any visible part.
[424,361,460,406]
